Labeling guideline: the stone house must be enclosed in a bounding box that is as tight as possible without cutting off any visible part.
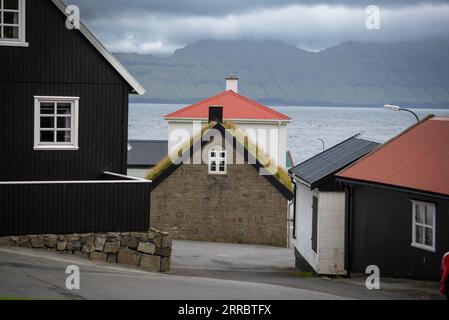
[148,117,293,247]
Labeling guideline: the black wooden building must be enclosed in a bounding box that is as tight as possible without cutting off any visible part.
[0,0,151,236]
[337,116,449,279]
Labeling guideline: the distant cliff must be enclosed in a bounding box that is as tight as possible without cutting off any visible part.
[114,39,449,107]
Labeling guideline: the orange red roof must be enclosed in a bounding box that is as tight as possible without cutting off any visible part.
[164,90,291,121]
[337,116,449,197]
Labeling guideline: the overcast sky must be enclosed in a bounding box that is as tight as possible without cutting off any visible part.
[69,0,449,55]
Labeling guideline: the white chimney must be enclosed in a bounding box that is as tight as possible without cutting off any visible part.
[226,75,239,93]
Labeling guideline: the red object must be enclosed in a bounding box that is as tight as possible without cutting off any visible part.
[337,116,449,197]
[165,90,291,121]
[442,252,449,297]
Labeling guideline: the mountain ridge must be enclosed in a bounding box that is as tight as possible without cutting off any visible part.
[114,39,449,107]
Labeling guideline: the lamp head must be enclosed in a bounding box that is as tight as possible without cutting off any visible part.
[384,104,401,112]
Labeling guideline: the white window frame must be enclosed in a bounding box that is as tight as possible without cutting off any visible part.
[34,96,79,151]
[411,200,436,252]
[0,0,28,47]
[208,148,227,175]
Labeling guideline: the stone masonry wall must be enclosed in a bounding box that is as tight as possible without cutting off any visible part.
[0,229,172,272]
[151,162,289,247]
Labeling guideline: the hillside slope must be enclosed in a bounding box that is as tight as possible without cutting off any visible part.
[115,40,449,107]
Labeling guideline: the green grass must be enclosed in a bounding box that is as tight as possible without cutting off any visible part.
[146,121,293,192]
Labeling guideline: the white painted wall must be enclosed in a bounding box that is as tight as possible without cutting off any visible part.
[294,182,319,269]
[167,120,288,168]
[294,182,346,275]
[316,191,346,275]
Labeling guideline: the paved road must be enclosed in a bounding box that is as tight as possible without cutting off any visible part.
[0,240,442,300]
[0,247,343,300]
[169,240,443,300]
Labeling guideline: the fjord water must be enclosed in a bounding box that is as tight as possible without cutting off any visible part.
[129,104,449,165]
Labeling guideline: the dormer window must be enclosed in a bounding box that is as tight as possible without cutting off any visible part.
[0,0,27,46]
[209,148,227,175]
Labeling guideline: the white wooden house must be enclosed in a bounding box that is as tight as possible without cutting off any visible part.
[289,136,379,275]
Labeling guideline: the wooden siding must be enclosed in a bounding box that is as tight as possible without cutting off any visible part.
[0,1,124,84]
[0,182,150,236]
[348,185,449,279]
[0,82,129,181]
[0,0,132,181]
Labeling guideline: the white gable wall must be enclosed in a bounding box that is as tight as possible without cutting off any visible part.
[168,120,288,168]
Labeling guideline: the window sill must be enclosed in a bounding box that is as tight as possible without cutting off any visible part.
[411,242,435,253]
[34,145,79,151]
[0,41,29,47]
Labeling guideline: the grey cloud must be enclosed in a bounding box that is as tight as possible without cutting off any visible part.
[66,1,449,55]
[70,0,449,18]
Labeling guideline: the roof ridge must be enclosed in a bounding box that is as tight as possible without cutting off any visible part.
[336,114,435,177]
[164,91,230,118]
[148,122,293,195]
[290,134,363,174]
[164,90,291,120]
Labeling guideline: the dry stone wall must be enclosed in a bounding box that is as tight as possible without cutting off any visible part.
[0,229,172,272]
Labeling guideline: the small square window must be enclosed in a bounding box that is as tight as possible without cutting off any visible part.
[34,96,79,150]
[411,201,436,252]
[0,0,27,46]
[208,148,227,175]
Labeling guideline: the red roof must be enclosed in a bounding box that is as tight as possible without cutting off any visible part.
[164,90,291,121]
[337,116,449,196]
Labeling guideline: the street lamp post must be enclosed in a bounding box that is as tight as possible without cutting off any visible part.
[317,138,325,152]
[383,104,420,122]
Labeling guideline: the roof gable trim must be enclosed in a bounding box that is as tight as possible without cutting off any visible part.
[51,0,145,95]
[150,123,293,200]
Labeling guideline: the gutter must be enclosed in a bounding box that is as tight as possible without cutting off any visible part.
[337,177,449,201]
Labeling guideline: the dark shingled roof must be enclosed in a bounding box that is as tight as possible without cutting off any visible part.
[127,140,168,167]
[289,135,380,189]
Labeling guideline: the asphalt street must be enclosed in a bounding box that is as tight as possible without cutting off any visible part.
[0,247,342,300]
[0,240,442,300]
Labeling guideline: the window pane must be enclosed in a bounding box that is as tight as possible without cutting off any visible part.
[219,161,225,172]
[424,227,433,247]
[211,152,216,158]
[415,225,424,244]
[210,161,216,172]
[4,0,19,10]
[40,131,54,143]
[4,12,19,24]
[57,103,71,115]
[40,117,54,129]
[57,117,71,129]
[220,152,226,158]
[3,26,19,39]
[415,204,424,224]
[425,208,434,226]
[40,103,55,115]
[57,131,71,143]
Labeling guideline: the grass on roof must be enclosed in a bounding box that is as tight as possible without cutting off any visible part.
[146,121,293,192]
